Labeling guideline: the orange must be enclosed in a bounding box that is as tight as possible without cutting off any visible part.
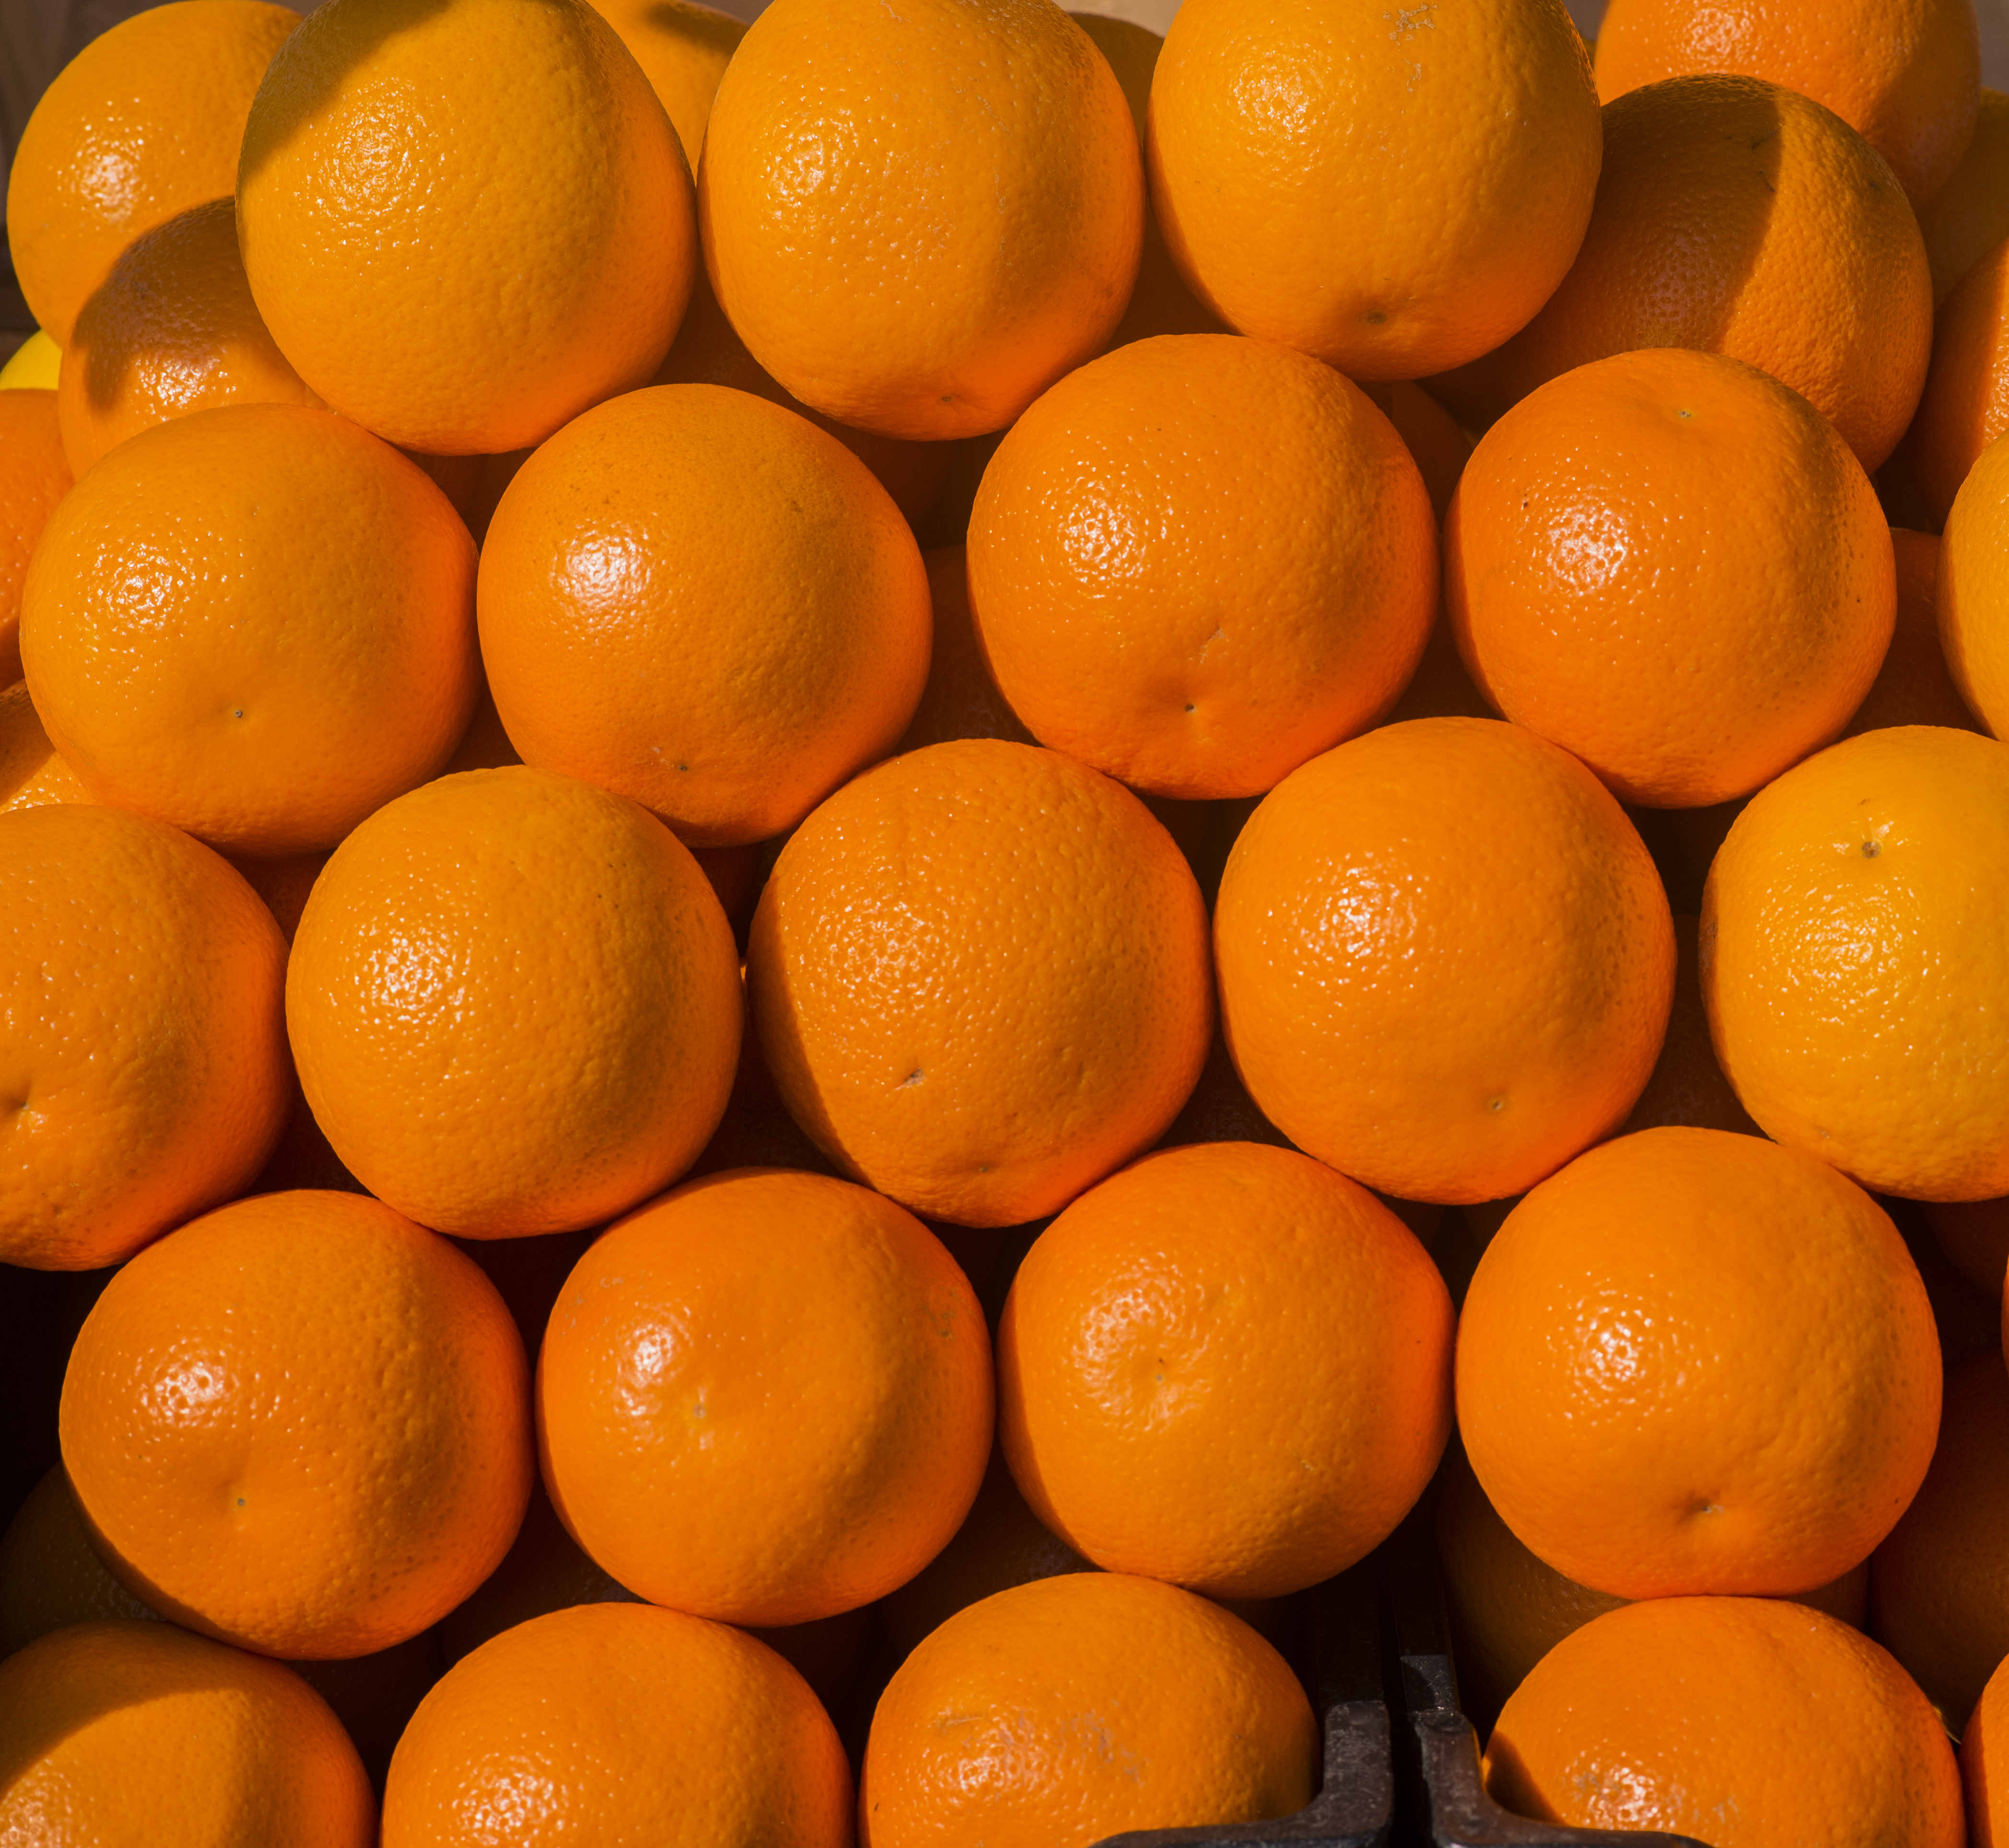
[861,1570,1316,1846]
[1458,1126,1941,1600]
[1701,725,2009,1198]
[4,1,300,344]
[1437,1445,1869,1726]
[1447,347,1895,807]
[21,403,477,857]
[895,546,1037,755]
[747,739,1213,1226]
[1619,915,1761,1136]
[286,767,742,1237]
[0,389,70,688]
[1,803,288,1270]
[966,334,1436,799]
[653,271,950,527]
[1872,1352,2009,1732]
[1147,0,1600,382]
[1910,239,2009,523]
[57,197,317,480]
[1843,527,1978,734]
[1213,717,1674,1204]
[700,0,1142,440]
[237,0,693,454]
[1922,1197,2009,1297]
[594,0,746,171]
[61,1188,531,1659]
[998,1140,1452,1598]
[0,1620,375,1847]
[1592,0,1981,208]
[1483,1596,1963,1844]
[537,1167,992,1625]
[1922,87,2009,302]
[478,385,930,847]
[1967,1652,2009,1844]
[1940,428,2009,732]
[1441,75,1933,473]
[384,1601,851,1848]
[877,1445,1092,1657]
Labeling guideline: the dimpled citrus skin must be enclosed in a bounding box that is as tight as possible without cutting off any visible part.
[997,1141,1453,1598]
[595,0,746,171]
[966,334,1437,799]
[1871,1353,2009,1733]
[286,768,742,1238]
[383,1602,851,1848]
[0,1620,375,1848]
[1940,432,2009,734]
[538,1168,992,1626]
[1446,348,1895,809]
[0,390,70,687]
[20,403,477,857]
[1213,718,1674,1205]
[57,198,317,480]
[1701,725,2009,1199]
[1457,1127,1941,1601]
[1454,75,1932,472]
[1,804,288,1271]
[1484,1597,1963,1845]
[61,1190,533,1659]
[4,1,300,345]
[1910,239,2009,523]
[700,0,1143,441]
[478,385,931,847]
[236,0,694,455]
[1921,87,2009,302]
[1146,0,1600,382]
[1966,1651,2009,1846]
[861,1571,1317,1847]
[1593,0,1980,208]
[747,739,1213,1227]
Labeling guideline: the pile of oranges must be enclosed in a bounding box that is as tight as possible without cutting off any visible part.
[4,0,2009,1840]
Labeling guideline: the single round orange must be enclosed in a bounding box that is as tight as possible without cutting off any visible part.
[1437,1445,1870,1725]
[1214,717,1674,1204]
[56,196,316,480]
[1966,1650,2009,1847]
[1447,347,1894,807]
[594,0,746,172]
[60,1188,532,1659]
[1871,1351,2009,1733]
[537,1167,992,1626]
[478,384,930,847]
[966,333,1436,799]
[1149,0,1598,381]
[237,0,694,454]
[1,803,288,1270]
[5,0,300,344]
[747,739,1213,1226]
[384,1601,851,1848]
[1458,1126,1941,1601]
[1843,528,1978,735]
[287,767,742,1237]
[700,0,1143,440]
[1910,238,2009,524]
[1921,86,2009,302]
[1940,428,2009,733]
[998,1140,1452,1598]
[861,1570,1317,1847]
[0,389,70,688]
[1592,0,1981,208]
[1446,74,1932,473]
[0,1620,374,1848]
[21,402,477,857]
[1701,725,2009,1199]
[1484,1596,1963,1845]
